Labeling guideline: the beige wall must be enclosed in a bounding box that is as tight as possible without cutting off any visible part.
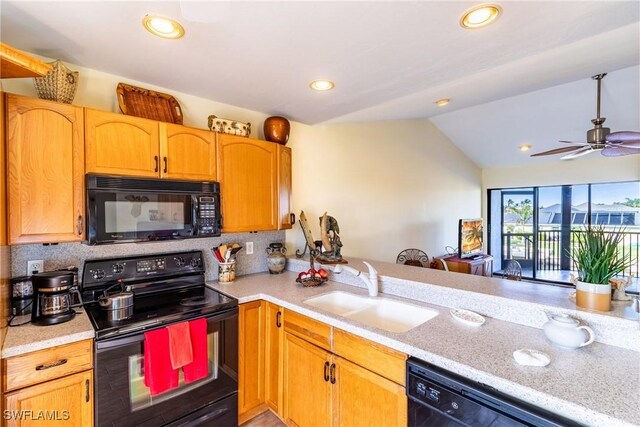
[0,54,272,135]
[3,54,483,264]
[482,155,639,190]
[286,120,482,262]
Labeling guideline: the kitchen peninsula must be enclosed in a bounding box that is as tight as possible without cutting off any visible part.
[210,257,640,427]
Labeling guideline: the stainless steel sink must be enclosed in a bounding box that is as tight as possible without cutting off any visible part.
[303,291,438,333]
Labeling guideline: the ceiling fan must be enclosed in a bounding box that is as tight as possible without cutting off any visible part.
[531,73,640,159]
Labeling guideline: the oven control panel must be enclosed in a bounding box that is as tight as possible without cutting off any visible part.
[136,258,166,273]
[82,251,205,290]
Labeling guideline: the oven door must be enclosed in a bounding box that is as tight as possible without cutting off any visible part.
[94,309,238,427]
[87,189,197,244]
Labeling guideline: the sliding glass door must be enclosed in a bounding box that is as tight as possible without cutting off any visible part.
[488,181,639,287]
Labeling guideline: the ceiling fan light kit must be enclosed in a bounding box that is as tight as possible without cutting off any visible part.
[531,72,640,159]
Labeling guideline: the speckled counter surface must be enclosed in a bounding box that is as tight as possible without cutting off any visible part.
[2,309,95,358]
[209,272,640,427]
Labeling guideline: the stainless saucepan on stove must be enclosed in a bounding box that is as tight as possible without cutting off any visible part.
[98,280,134,321]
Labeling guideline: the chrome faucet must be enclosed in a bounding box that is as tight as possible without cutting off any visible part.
[331,261,379,297]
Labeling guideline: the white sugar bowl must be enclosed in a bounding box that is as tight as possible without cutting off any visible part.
[543,314,595,349]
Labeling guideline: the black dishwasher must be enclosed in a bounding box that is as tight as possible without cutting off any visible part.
[407,357,583,427]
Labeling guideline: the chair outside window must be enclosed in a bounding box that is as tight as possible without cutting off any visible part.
[504,260,522,281]
[396,249,430,268]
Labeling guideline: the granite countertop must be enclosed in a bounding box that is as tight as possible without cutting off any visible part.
[2,309,95,358]
[209,271,640,427]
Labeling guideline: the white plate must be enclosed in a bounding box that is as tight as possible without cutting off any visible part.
[450,308,485,326]
[513,349,551,367]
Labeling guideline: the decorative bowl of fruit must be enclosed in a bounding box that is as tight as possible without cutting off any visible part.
[296,268,329,287]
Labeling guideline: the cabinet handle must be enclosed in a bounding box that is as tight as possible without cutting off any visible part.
[276,311,282,328]
[154,156,159,172]
[163,156,168,173]
[85,379,90,402]
[329,363,336,384]
[36,359,67,371]
[290,213,296,224]
[77,215,83,236]
[323,361,330,382]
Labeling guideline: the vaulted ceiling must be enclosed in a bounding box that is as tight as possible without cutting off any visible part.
[1,1,639,168]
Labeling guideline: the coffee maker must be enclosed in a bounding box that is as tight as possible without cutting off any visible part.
[31,271,76,325]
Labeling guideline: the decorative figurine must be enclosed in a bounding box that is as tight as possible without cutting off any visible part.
[610,277,633,301]
[316,212,347,264]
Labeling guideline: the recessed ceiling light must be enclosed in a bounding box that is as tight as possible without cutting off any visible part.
[460,4,502,29]
[519,144,532,152]
[142,15,185,39]
[309,80,335,91]
[435,98,450,107]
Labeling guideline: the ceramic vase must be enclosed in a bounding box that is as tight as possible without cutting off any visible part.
[575,281,611,312]
[264,116,290,145]
[266,243,287,274]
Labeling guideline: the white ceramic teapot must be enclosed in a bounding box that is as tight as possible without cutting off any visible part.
[543,313,595,349]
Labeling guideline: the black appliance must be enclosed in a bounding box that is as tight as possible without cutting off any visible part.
[86,174,221,245]
[10,275,33,316]
[407,357,583,427]
[31,271,76,325]
[82,250,238,427]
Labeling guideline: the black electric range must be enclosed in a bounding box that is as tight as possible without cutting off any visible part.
[82,250,239,427]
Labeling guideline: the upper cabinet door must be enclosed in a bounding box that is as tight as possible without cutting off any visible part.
[217,135,278,232]
[85,109,159,177]
[277,145,293,230]
[6,94,85,244]
[160,123,217,181]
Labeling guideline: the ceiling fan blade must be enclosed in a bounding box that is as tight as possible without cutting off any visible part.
[606,131,640,144]
[601,146,640,157]
[560,146,595,160]
[606,139,640,148]
[558,140,588,144]
[530,146,587,157]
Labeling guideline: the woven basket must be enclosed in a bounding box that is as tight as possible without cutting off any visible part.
[33,60,78,104]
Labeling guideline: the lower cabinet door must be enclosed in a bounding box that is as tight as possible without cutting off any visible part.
[4,370,93,427]
[238,301,265,419]
[264,302,283,416]
[283,333,332,427]
[333,356,407,427]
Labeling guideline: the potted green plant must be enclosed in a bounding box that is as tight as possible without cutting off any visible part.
[571,226,634,311]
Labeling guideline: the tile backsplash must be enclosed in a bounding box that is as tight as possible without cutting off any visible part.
[11,231,285,282]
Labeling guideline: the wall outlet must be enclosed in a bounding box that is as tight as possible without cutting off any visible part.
[246,242,254,255]
[27,260,44,275]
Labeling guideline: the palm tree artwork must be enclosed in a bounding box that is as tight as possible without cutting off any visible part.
[461,220,483,253]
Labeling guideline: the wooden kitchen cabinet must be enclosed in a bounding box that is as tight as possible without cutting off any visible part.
[216,134,278,232]
[6,94,85,244]
[2,339,94,427]
[277,145,293,230]
[264,302,283,416]
[85,110,219,182]
[85,109,160,177]
[283,333,332,427]
[4,370,93,427]
[159,123,216,180]
[281,310,407,427]
[332,355,407,426]
[238,301,266,422]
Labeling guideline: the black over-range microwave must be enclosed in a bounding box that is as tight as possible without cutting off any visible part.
[86,174,221,245]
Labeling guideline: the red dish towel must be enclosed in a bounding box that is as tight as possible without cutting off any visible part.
[183,318,209,383]
[144,328,179,396]
[167,321,194,369]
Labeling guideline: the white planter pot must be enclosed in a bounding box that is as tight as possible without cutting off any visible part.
[575,281,611,312]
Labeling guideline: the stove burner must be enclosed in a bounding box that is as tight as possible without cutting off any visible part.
[180,295,213,307]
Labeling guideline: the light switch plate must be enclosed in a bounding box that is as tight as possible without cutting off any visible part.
[246,242,254,255]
